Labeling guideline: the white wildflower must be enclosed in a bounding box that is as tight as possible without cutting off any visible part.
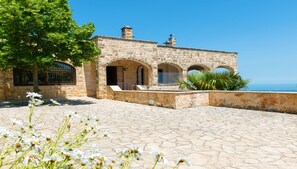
[118,145,143,160]
[85,148,103,160]
[102,131,111,139]
[41,134,55,142]
[10,118,24,126]
[176,157,191,167]
[26,92,42,98]
[150,149,169,166]
[81,156,92,166]
[29,98,44,107]
[15,142,22,152]
[43,154,63,162]
[43,155,52,162]
[23,136,40,147]
[50,99,61,106]
[0,127,14,138]
[60,147,72,157]
[23,156,30,166]
[65,149,84,160]
[65,111,80,118]
[89,152,103,159]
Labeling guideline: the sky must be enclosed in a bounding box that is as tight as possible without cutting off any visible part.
[69,0,297,84]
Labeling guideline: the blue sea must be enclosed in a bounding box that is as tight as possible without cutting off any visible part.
[246,84,297,92]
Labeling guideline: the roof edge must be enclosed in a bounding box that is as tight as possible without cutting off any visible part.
[157,45,238,54]
[90,35,238,54]
[91,35,158,44]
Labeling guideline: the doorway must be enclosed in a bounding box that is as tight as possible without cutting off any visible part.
[137,65,144,85]
[106,66,117,85]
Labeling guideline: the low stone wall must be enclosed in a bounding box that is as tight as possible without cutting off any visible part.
[209,91,297,113]
[143,85,180,91]
[108,87,297,113]
[4,86,87,100]
[110,90,209,109]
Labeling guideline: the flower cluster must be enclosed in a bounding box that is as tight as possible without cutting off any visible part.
[0,92,190,168]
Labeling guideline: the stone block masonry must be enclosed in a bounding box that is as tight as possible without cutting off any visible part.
[108,87,297,113]
[209,91,297,113]
[0,63,94,100]
[93,30,237,99]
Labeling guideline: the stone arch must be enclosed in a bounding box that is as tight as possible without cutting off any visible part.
[105,59,153,90]
[157,63,182,84]
[105,58,152,70]
[215,65,234,72]
[187,64,210,74]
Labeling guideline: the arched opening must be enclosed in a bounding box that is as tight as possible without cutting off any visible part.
[158,63,181,84]
[187,65,209,75]
[106,60,151,90]
[13,61,76,86]
[215,66,234,73]
[137,65,144,85]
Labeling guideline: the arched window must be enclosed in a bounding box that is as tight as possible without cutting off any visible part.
[187,65,209,74]
[158,63,181,84]
[13,62,76,86]
[215,66,234,73]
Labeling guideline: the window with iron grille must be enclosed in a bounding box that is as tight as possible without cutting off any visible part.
[13,62,76,86]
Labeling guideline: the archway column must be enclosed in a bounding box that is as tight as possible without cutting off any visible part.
[96,65,107,99]
[151,64,158,85]
[182,70,187,81]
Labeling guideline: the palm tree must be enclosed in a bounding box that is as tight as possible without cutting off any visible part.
[178,71,250,90]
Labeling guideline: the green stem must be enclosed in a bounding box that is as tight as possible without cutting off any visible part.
[173,163,181,169]
[9,148,31,169]
[29,106,34,124]
[56,117,71,141]
[152,159,159,169]
[128,156,134,168]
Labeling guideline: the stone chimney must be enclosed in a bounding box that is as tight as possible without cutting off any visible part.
[121,26,133,39]
[164,34,176,47]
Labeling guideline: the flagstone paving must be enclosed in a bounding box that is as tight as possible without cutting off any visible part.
[0,97,297,169]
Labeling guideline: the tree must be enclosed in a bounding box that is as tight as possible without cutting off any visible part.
[178,71,250,90]
[0,0,100,92]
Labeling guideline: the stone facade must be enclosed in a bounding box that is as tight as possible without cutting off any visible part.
[93,27,237,99]
[0,27,237,100]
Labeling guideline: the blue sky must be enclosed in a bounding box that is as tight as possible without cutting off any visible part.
[69,0,297,84]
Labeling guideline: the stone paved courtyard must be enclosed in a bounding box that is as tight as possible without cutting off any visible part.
[0,97,297,169]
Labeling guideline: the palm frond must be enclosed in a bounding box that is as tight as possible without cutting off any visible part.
[178,71,250,91]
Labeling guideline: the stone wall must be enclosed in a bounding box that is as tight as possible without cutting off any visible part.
[107,86,297,113]
[83,61,97,97]
[93,36,237,98]
[209,91,297,113]
[156,46,238,72]
[110,89,209,109]
[143,85,180,91]
[0,71,5,100]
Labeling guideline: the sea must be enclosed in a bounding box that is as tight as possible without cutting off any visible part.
[246,84,297,92]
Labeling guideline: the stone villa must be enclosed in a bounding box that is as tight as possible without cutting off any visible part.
[0,26,237,100]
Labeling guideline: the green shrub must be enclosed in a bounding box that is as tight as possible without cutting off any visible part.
[178,71,250,90]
